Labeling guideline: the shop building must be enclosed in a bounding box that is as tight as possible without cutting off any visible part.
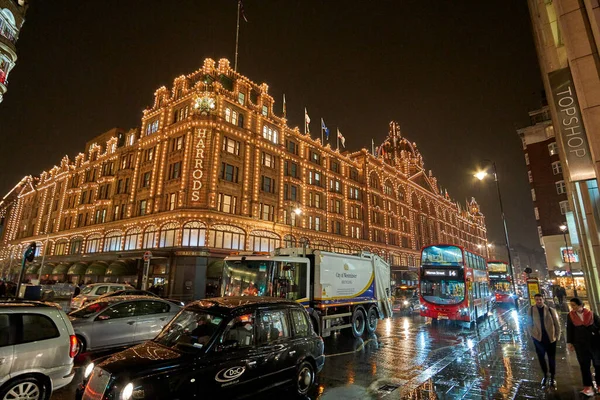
[0,0,27,104]
[0,58,487,301]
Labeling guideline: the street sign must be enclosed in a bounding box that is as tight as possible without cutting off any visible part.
[143,251,152,262]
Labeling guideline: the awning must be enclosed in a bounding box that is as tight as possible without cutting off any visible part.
[85,260,109,275]
[68,261,88,275]
[39,263,56,275]
[207,260,225,279]
[25,263,40,275]
[403,271,419,280]
[106,260,138,276]
[52,263,72,275]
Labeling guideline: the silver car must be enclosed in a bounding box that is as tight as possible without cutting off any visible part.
[70,283,134,310]
[68,296,180,355]
[0,300,77,400]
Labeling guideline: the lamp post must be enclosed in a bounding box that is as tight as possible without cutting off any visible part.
[289,206,302,247]
[474,161,517,296]
[559,224,577,298]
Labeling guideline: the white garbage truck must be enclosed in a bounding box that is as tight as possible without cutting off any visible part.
[222,248,393,338]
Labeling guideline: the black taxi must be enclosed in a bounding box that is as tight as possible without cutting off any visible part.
[76,297,325,399]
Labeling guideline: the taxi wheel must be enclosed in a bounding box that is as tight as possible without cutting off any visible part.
[295,361,315,395]
[350,308,366,338]
[365,307,378,335]
[0,376,47,400]
[75,335,86,357]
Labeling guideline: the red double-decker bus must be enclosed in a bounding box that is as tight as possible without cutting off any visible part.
[487,260,515,305]
[419,244,493,323]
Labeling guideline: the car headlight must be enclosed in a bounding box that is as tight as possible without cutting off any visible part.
[121,383,134,400]
[84,363,94,379]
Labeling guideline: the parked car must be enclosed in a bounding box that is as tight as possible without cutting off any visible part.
[0,300,77,400]
[76,297,325,400]
[97,289,185,307]
[392,286,419,315]
[70,283,134,310]
[68,296,180,355]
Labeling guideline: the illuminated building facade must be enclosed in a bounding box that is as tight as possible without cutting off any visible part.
[0,58,487,300]
[0,0,27,103]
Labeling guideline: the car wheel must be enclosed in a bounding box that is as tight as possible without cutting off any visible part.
[350,308,366,338]
[0,376,47,400]
[365,307,378,335]
[76,335,86,357]
[295,361,315,395]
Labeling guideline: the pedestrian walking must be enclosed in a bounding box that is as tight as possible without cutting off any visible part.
[567,297,600,397]
[0,280,6,297]
[527,293,561,389]
[556,286,566,305]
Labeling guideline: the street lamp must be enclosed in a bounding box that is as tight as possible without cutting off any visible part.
[474,161,517,296]
[289,207,302,247]
[559,224,577,298]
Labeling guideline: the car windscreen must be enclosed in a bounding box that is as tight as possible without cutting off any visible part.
[80,286,94,295]
[69,301,110,318]
[154,309,224,352]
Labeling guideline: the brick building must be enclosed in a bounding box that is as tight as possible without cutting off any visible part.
[0,0,27,103]
[0,58,487,300]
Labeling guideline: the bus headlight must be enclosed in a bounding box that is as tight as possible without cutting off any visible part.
[420,304,426,310]
[121,383,134,400]
[83,363,94,379]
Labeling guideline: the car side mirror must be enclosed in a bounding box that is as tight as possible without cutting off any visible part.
[217,340,239,352]
[97,314,110,321]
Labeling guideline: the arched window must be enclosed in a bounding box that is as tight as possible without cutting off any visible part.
[143,225,158,249]
[299,237,310,247]
[182,221,207,247]
[398,186,406,202]
[369,173,380,190]
[208,225,245,250]
[283,234,296,248]
[312,240,331,251]
[70,237,83,255]
[124,228,142,250]
[390,253,401,266]
[249,230,280,252]
[34,241,43,257]
[333,243,351,254]
[85,234,102,253]
[104,231,123,252]
[159,222,179,248]
[54,240,68,256]
[383,180,393,196]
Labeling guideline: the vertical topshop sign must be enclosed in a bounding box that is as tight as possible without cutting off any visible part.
[548,67,595,182]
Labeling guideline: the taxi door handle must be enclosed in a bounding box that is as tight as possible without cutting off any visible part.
[247,361,257,367]
[289,351,296,356]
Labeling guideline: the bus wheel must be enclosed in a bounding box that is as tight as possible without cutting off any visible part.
[365,306,378,335]
[351,308,366,338]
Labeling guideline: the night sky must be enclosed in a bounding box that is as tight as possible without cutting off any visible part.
[0,0,543,252]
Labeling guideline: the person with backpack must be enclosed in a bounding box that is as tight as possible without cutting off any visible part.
[567,297,600,397]
[527,293,561,389]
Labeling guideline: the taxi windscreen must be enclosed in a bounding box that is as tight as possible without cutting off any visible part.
[155,310,224,352]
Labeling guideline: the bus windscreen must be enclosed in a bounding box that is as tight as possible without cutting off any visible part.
[422,245,463,266]
[488,262,508,273]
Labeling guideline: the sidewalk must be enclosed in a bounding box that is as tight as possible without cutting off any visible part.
[400,305,585,399]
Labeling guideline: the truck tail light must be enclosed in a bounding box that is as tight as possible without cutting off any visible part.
[69,335,78,358]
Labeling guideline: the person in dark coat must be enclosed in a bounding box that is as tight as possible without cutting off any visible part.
[0,281,6,297]
[567,297,600,397]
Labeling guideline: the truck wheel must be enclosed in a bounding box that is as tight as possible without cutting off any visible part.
[351,308,366,338]
[365,306,378,334]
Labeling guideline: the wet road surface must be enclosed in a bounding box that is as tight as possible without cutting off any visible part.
[52,305,553,400]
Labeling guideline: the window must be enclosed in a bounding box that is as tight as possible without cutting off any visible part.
[104,233,122,252]
[262,105,268,116]
[208,225,245,250]
[124,229,142,250]
[333,220,342,234]
[528,170,533,183]
[330,161,340,174]
[144,147,154,162]
[350,169,359,182]
[168,162,181,180]
[220,314,254,348]
[349,187,360,200]
[560,200,569,215]
[308,171,321,186]
[159,223,177,248]
[285,161,298,178]
[548,142,558,156]
[139,199,147,216]
[136,301,169,316]
[238,92,245,105]
[113,205,120,220]
[222,136,240,155]
[99,302,136,320]
[21,314,59,343]
[54,241,67,256]
[225,108,238,125]
[182,222,206,247]
[525,153,530,165]
[168,193,177,211]
[351,226,361,239]
[0,315,9,346]
[531,188,536,202]
[249,231,280,252]
[262,152,275,168]
[556,180,566,194]
[258,310,289,344]
[286,140,298,155]
[329,179,341,193]
[333,199,342,214]
[146,119,159,135]
[290,309,310,336]
[309,216,321,231]
[310,151,321,165]
[220,163,239,183]
[262,125,278,144]
[85,237,101,253]
[128,134,135,146]
[173,105,189,123]
[217,193,237,214]
[552,161,562,175]
[260,203,274,221]
[143,226,157,248]
[70,239,83,255]
[534,207,540,220]
[170,136,184,152]
[284,184,298,201]
[141,172,151,188]
[261,176,275,193]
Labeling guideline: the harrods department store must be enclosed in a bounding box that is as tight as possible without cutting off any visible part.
[0,58,487,300]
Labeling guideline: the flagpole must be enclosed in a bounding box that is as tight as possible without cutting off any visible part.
[234,0,241,72]
[337,128,339,151]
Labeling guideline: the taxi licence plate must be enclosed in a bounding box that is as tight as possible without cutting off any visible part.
[437,315,448,320]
